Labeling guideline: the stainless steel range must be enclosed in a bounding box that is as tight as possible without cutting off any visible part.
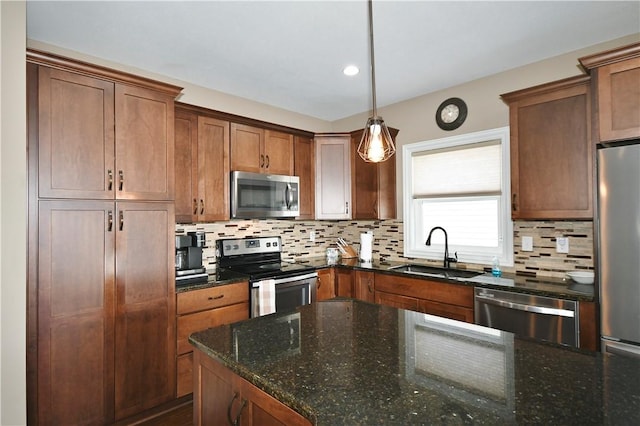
[215,236,317,317]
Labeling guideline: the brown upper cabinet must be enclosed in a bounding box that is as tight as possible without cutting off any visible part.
[579,42,640,143]
[350,129,398,220]
[175,104,230,223]
[34,57,178,201]
[502,76,593,220]
[230,123,294,175]
[294,135,315,219]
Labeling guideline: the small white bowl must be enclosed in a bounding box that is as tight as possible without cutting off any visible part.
[567,271,594,285]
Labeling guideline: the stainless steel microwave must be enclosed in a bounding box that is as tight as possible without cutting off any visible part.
[230,171,300,219]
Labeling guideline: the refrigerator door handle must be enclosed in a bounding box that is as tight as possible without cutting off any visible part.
[603,339,640,360]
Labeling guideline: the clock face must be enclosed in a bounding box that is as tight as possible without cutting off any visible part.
[440,104,460,123]
[436,97,467,131]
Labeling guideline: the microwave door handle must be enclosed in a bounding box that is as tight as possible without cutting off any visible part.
[285,183,292,209]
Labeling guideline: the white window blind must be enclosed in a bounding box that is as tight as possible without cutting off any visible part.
[412,141,501,198]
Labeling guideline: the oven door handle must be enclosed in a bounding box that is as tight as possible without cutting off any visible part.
[475,294,575,318]
[252,272,318,287]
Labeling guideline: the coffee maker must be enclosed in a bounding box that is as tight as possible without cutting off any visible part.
[175,231,208,285]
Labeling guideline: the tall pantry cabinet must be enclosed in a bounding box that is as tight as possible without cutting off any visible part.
[27,50,182,424]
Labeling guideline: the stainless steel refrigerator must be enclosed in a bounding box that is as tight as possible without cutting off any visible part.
[598,141,640,358]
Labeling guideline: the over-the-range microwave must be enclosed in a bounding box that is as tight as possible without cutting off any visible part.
[230,171,300,219]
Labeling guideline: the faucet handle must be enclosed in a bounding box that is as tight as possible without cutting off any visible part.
[447,252,459,264]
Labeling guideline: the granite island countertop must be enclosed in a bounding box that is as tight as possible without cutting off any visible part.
[190,299,638,425]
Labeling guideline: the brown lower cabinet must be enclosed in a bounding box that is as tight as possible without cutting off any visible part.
[316,268,335,301]
[374,273,475,323]
[176,282,249,397]
[193,348,312,426]
[335,268,354,297]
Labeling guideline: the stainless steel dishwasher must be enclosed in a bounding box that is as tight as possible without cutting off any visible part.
[474,287,579,347]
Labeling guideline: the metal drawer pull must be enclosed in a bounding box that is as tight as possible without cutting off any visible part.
[107,210,113,232]
[119,211,124,231]
[475,294,575,317]
[200,199,204,215]
[107,170,113,191]
[193,199,198,215]
[208,295,224,301]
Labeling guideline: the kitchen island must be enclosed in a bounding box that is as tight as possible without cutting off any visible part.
[189,299,639,425]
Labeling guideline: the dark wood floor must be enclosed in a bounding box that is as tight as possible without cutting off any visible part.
[137,403,193,426]
[114,398,193,426]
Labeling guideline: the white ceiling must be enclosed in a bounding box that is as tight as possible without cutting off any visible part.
[27,1,640,121]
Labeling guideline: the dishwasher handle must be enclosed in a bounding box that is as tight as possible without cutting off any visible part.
[475,294,575,318]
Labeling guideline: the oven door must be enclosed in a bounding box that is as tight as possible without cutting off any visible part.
[251,272,317,317]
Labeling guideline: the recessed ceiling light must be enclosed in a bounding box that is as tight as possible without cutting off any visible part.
[343,65,359,76]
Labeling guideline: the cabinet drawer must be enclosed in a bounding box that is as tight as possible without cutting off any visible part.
[375,291,419,312]
[177,352,193,397]
[419,300,474,323]
[177,303,249,355]
[177,281,248,314]
[375,273,473,308]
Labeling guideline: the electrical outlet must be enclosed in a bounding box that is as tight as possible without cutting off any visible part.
[522,236,533,252]
[556,237,569,254]
[309,231,316,242]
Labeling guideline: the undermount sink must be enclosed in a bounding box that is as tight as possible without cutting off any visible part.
[388,264,482,281]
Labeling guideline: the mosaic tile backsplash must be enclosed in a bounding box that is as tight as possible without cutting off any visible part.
[176,219,594,278]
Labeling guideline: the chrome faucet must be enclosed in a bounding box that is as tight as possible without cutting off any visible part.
[425,226,458,269]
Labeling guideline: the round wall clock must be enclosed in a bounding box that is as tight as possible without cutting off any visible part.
[435,97,467,131]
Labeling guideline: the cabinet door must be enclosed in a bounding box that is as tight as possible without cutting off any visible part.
[595,57,640,142]
[114,202,175,419]
[335,268,354,298]
[264,130,294,175]
[316,268,335,301]
[37,200,115,425]
[508,78,592,219]
[354,271,375,303]
[198,116,230,221]
[231,123,263,173]
[315,135,352,219]
[193,349,238,426]
[350,130,379,219]
[294,135,315,219]
[38,66,115,199]
[174,109,198,222]
[115,85,175,201]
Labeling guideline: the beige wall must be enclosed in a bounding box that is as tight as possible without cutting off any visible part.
[1,2,27,424]
[332,33,640,217]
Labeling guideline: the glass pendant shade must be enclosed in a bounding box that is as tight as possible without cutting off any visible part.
[358,116,395,163]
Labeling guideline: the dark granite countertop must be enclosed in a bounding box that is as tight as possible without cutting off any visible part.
[298,257,595,302]
[190,299,639,425]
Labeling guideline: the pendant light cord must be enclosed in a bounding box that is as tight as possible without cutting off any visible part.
[368,0,377,118]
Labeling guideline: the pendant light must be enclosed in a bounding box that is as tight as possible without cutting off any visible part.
[357,0,395,163]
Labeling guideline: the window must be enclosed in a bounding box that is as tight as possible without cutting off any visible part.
[403,127,513,267]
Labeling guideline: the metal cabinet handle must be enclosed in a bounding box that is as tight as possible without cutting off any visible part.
[107,170,113,191]
[512,193,517,211]
[260,154,265,168]
[193,199,198,215]
[200,199,204,215]
[208,295,224,301]
[345,201,349,214]
[107,210,113,232]
[119,211,124,231]
[265,155,269,168]
[367,279,373,293]
[227,392,247,426]
[118,170,124,191]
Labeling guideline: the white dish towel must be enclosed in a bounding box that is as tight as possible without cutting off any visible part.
[258,279,276,316]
